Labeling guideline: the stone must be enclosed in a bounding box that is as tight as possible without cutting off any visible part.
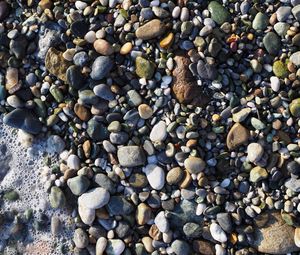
[263,32,281,55]
[290,51,300,66]
[171,240,191,255]
[70,20,89,38]
[274,22,290,36]
[135,56,156,79]
[136,203,153,225]
[150,121,167,142]
[292,5,300,21]
[90,56,113,80]
[247,143,264,163]
[5,67,18,91]
[276,6,291,22]
[106,196,134,215]
[143,164,165,190]
[96,237,107,255]
[208,1,230,25]
[127,90,142,106]
[216,213,232,233]
[295,228,300,248]
[67,154,80,170]
[250,166,268,183]
[226,123,250,150]
[87,119,109,141]
[273,60,288,78]
[117,146,146,167]
[154,211,169,233]
[66,65,85,90]
[78,188,110,209]
[129,173,148,188]
[0,1,10,21]
[120,42,132,55]
[159,32,174,49]
[210,222,227,243]
[172,54,210,107]
[3,109,43,135]
[39,0,52,10]
[232,108,251,123]
[93,84,114,101]
[193,240,215,255]
[290,98,300,117]
[49,186,66,209]
[183,222,202,239]
[74,103,91,121]
[252,12,269,30]
[253,212,299,254]
[78,203,95,225]
[94,39,114,55]
[135,19,166,40]
[197,60,218,80]
[47,135,65,153]
[73,228,89,249]
[293,33,300,47]
[251,117,266,130]
[184,156,206,174]
[67,175,90,196]
[287,161,300,175]
[94,173,116,194]
[166,167,184,185]
[285,178,300,192]
[45,47,71,81]
[106,239,125,255]
[270,76,280,92]
[10,35,28,59]
[138,104,153,119]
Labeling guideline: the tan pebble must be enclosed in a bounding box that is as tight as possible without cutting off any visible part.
[6,67,19,91]
[62,48,76,61]
[93,39,113,55]
[120,42,133,55]
[138,104,153,119]
[142,237,154,253]
[159,32,174,49]
[74,103,91,121]
[38,0,53,10]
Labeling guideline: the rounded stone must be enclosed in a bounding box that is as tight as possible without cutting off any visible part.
[184,156,206,174]
[247,143,264,163]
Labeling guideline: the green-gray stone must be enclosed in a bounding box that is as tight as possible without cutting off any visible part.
[263,32,281,55]
[4,190,19,201]
[67,175,90,196]
[50,86,64,103]
[34,98,47,118]
[289,98,300,117]
[183,222,202,238]
[251,117,266,130]
[252,12,269,31]
[208,1,230,25]
[0,84,6,101]
[274,22,290,37]
[49,186,66,208]
[250,166,268,183]
[87,118,109,141]
[135,56,156,79]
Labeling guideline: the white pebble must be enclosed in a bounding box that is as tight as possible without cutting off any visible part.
[67,154,81,170]
[210,223,227,243]
[270,76,280,92]
[154,211,169,233]
[143,164,165,190]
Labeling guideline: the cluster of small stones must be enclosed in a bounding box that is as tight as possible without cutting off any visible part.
[2,0,300,254]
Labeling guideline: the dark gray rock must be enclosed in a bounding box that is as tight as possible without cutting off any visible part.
[90,56,113,80]
[106,196,134,216]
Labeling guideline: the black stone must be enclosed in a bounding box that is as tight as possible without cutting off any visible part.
[66,65,85,90]
[287,161,300,175]
[10,35,28,59]
[70,20,89,38]
[106,196,134,216]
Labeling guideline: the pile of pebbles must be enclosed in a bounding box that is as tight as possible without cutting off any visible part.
[1,0,300,254]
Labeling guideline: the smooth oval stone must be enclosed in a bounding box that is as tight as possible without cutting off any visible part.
[90,56,113,80]
[67,175,90,196]
[210,222,227,243]
[263,32,281,55]
[252,12,269,31]
[289,98,300,117]
[247,143,264,163]
[150,121,167,142]
[93,84,114,101]
[184,156,206,174]
[106,196,134,215]
[208,1,230,25]
[78,187,110,209]
[66,65,85,89]
[3,109,43,135]
[135,19,166,40]
[106,239,125,255]
[117,146,146,167]
[143,164,165,190]
[290,51,300,66]
[49,186,66,209]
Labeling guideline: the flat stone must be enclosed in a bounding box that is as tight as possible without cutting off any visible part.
[290,51,300,66]
[67,175,90,196]
[250,166,268,183]
[285,178,300,192]
[273,60,289,78]
[172,54,210,107]
[117,146,146,167]
[226,123,250,150]
[86,118,109,141]
[106,196,134,215]
[216,213,232,233]
[210,222,227,243]
[154,211,169,233]
[183,222,202,239]
[252,12,269,30]
[93,84,114,101]
[171,240,191,255]
[78,203,95,225]
[197,60,218,80]
[66,65,85,90]
[253,212,299,254]
[136,203,153,225]
[232,108,251,123]
[45,47,71,81]
[135,56,156,79]
[276,6,291,22]
[49,186,66,209]
[292,5,300,21]
[208,1,230,25]
[73,228,89,249]
[166,167,184,185]
[247,143,264,163]
[3,109,43,135]
[150,121,167,142]
[78,187,110,209]
[135,19,166,40]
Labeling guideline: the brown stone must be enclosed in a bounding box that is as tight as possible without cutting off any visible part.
[136,203,153,225]
[172,54,210,107]
[82,140,91,158]
[93,39,113,56]
[136,19,167,40]
[149,224,161,240]
[74,103,91,121]
[193,240,215,255]
[253,211,299,254]
[45,47,71,81]
[226,123,250,150]
[39,0,53,10]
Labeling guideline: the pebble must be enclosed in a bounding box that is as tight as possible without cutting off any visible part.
[184,156,206,174]
[143,164,165,190]
[263,32,281,55]
[252,12,269,31]
[208,1,230,25]
[96,237,107,255]
[270,76,280,92]
[73,228,89,249]
[150,121,167,142]
[276,6,291,22]
[210,223,227,243]
[226,123,249,150]
[117,146,146,167]
[93,39,114,55]
[78,187,110,209]
[135,56,156,79]
[154,211,169,233]
[138,104,153,119]
[90,56,113,80]
[250,166,268,183]
[49,186,66,209]
[135,19,166,40]
[106,239,125,255]
[247,143,264,163]
[67,154,81,170]
[290,51,300,66]
[171,240,190,255]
